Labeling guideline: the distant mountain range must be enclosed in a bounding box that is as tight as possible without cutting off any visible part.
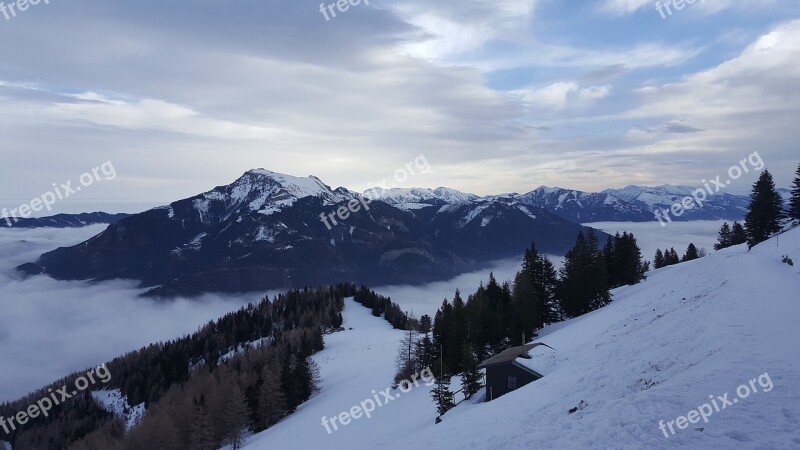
[19,170,599,296]
[0,212,131,228]
[375,184,788,223]
[17,170,788,296]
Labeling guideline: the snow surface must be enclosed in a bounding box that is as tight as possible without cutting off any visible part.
[246,227,800,449]
[244,297,439,449]
[91,388,145,430]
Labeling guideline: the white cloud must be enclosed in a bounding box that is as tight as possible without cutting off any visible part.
[510,82,612,111]
[599,0,653,16]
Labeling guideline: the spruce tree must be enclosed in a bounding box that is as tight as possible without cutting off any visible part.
[459,345,482,400]
[744,169,784,247]
[559,230,611,318]
[416,332,435,374]
[605,232,647,287]
[431,374,455,416]
[447,291,467,373]
[654,249,665,268]
[533,253,562,324]
[682,243,699,262]
[666,248,680,265]
[431,300,451,374]
[714,222,732,250]
[790,163,800,221]
[731,221,747,246]
[512,264,540,343]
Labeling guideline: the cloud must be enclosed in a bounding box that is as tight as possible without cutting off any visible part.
[598,0,654,16]
[0,226,265,402]
[509,82,612,111]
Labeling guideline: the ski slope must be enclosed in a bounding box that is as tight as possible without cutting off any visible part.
[245,227,800,450]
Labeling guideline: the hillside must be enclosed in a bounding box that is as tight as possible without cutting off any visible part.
[245,227,800,449]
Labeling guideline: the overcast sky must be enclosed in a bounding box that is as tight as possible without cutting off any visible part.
[1,0,799,214]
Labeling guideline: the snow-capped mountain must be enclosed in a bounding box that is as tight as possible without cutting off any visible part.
[159,169,348,224]
[368,184,761,223]
[602,185,751,221]
[364,187,479,210]
[21,170,598,296]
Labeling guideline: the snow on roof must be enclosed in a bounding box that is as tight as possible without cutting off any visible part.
[516,342,559,377]
[479,342,557,377]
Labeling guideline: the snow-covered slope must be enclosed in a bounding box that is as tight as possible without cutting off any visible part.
[244,297,440,449]
[91,389,146,430]
[245,227,800,450]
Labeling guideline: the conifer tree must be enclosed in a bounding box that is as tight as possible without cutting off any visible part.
[447,291,467,373]
[221,383,250,450]
[532,252,562,324]
[714,222,732,250]
[604,232,647,287]
[416,332,435,374]
[431,299,451,374]
[790,163,800,221]
[682,243,699,262]
[731,221,747,246]
[258,368,287,428]
[460,345,482,400]
[431,373,455,416]
[666,248,680,265]
[654,249,665,268]
[744,169,784,247]
[559,230,611,318]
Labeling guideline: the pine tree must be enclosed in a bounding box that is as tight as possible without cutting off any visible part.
[666,248,680,265]
[790,163,800,221]
[731,221,747,245]
[744,169,784,247]
[682,243,699,262]
[533,253,562,324]
[605,232,647,287]
[446,291,467,373]
[511,266,539,344]
[459,345,482,400]
[431,299,452,374]
[714,222,732,250]
[431,373,455,416]
[416,332,435,374]
[559,230,611,318]
[654,249,665,268]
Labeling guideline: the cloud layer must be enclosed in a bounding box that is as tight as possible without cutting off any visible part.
[0,1,798,213]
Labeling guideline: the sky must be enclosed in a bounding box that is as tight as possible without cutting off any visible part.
[1,0,799,214]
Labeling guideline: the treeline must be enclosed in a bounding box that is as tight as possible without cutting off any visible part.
[653,243,705,268]
[713,222,748,250]
[1,284,357,450]
[391,229,649,414]
[433,230,647,374]
[353,286,419,330]
[712,164,800,252]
